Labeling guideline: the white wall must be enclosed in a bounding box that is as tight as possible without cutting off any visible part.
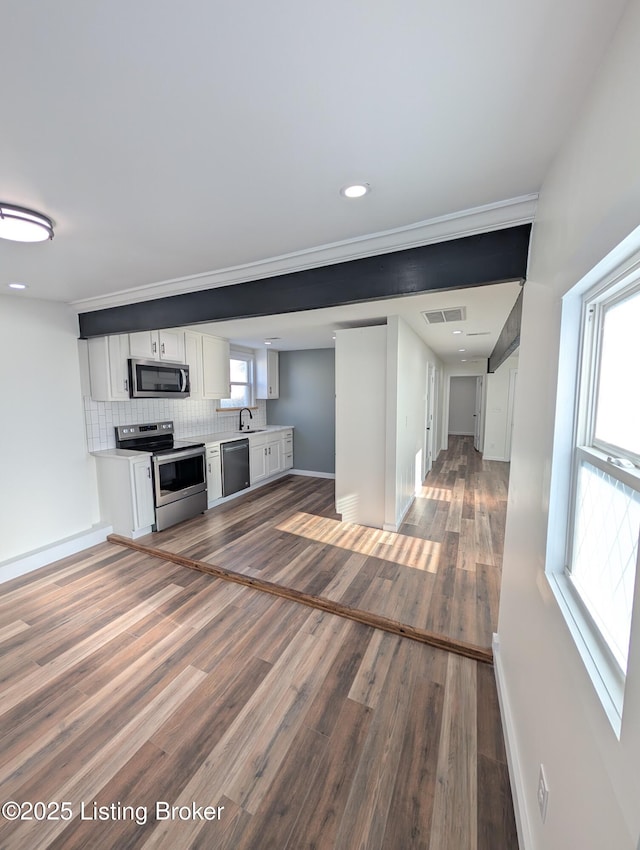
[335,325,387,527]
[497,3,640,848]
[384,316,443,529]
[0,296,100,563]
[483,354,518,461]
[448,375,477,435]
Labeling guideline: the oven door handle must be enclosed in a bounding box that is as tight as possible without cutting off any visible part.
[152,447,205,464]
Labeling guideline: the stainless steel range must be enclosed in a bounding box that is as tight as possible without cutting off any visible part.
[115,421,207,531]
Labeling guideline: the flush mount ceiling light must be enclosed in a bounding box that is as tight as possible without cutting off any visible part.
[0,203,54,242]
[8,282,28,290]
[340,183,370,199]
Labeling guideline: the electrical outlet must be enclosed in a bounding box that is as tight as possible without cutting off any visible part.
[537,764,549,822]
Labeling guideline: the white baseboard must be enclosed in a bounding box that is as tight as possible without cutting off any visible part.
[0,523,112,586]
[492,634,534,850]
[289,469,336,479]
[482,454,509,462]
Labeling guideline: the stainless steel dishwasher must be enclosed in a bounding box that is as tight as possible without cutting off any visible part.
[221,438,250,497]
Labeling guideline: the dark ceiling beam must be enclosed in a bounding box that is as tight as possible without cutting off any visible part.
[77,224,531,338]
[488,286,523,373]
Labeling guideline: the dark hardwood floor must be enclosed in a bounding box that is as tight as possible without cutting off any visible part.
[0,436,518,849]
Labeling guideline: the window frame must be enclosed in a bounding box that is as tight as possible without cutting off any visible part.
[547,240,640,736]
[218,347,256,410]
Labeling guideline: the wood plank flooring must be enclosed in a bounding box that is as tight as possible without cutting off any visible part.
[0,538,518,849]
[132,435,508,652]
[0,436,518,848]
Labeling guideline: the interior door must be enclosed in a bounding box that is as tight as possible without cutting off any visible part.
[473,376,484,451]
[424,364,436,478]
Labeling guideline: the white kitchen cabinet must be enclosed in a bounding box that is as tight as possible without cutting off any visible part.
[87,334,131,401]
[250,434,268,485]
[129,329,185,363]
[185,331,230,400]
[202,334,231,399]
[184,331,204,400]
[281,429,293,470]
[93,452,155,537]
[256,348,279,399]
[249,431,287,483]
[206,444,222,501]
[266,438,282,476]
[132,457,156,530]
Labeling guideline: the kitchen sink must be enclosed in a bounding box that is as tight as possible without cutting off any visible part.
[240,428,266,433]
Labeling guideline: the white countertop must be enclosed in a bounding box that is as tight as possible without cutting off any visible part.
[90,448,152,459]
[90,425,294,457]
[189,425,294,446]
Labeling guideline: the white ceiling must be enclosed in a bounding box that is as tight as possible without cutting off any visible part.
[189,280,522,364]
[0,0,627,359]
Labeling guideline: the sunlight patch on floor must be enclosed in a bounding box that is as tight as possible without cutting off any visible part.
[276,513,441,572]
[416,485,451,501]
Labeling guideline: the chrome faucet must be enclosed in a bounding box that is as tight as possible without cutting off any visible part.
[239,407,253,431]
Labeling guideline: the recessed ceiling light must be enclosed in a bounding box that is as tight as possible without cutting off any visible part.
[461,359,467,362]
[453,330,463,335]
[0,203,54,242]
[264,340,272,345]
[8,282,28,290]
[458,348,466,352]
[340,183,370,199]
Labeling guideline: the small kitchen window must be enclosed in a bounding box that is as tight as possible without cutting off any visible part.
[219,349,255,410]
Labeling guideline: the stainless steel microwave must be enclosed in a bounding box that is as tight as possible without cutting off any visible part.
[128,358,190,398]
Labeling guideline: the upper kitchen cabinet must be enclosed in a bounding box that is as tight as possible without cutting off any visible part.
[256,348,279,399]
[129,329,185,363]
[185,331,230,400]
[87,334,131,401]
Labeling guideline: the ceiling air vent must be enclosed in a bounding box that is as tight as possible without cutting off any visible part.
[422,306,467,325]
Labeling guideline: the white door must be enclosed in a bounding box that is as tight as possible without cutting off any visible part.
[473,376,484,451]
[423,364,436,478]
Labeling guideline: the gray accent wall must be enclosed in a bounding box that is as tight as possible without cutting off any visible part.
[266,349,335,474]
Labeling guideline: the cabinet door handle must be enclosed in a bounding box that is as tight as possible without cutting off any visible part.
[147,467,151,478]
[152,340,157,355]
[161,342,166,355]
[208,463,211,473]
[124,379,128,392]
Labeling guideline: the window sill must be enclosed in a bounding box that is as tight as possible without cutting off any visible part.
[215,406,259,413]
[547,571,623,738]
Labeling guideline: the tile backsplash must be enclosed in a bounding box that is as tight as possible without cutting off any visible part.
[83,397,267,452]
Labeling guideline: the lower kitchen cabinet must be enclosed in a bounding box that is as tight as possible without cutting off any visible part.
[249,431,286,484]
[281,429,293,470]
[266,439,281,476]
[250,439,268,485]
[93,453,155,537]
[206,444,222,501]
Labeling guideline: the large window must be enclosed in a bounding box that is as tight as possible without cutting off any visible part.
[218,349,255,410]
[557,266,640,730]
